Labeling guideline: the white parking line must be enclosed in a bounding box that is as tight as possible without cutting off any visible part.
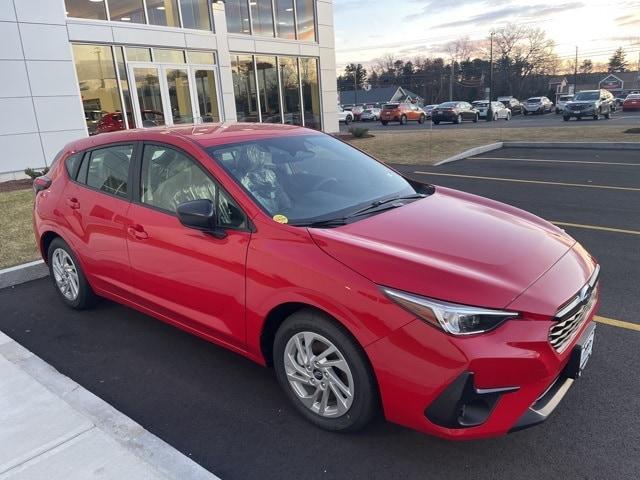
[470,157,640,166]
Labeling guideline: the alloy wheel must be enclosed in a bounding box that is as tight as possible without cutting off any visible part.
[51,248,80,301]
[283,331,355,418]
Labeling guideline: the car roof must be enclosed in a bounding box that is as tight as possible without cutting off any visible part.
[62,123,319,152]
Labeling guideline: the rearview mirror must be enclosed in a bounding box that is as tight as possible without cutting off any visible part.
[177,199,227,239]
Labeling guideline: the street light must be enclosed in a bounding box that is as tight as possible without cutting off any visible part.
[487,31,495,122]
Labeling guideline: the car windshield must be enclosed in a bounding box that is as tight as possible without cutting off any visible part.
[438,102,458,108]
[628,94,640,99]
[573,92,600,101]
[207,135,418,225]
[527,98,541,102]
[559,96,573,101]
[473,101,488,106]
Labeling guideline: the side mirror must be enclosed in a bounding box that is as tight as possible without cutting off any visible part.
[176,199,227,239]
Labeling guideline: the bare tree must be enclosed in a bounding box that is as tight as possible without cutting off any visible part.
[446,36,476,64]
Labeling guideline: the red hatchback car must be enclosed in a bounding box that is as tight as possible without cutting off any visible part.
[33,124,599,439]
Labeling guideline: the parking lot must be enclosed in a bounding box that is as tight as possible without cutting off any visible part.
[340,108,640,132]
[1,147,639,479]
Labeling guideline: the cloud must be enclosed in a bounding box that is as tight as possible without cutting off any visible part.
[429,2,584,29]
[405,0,511,21]
[615,13,640,27]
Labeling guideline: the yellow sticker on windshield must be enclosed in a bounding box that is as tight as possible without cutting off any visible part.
[273,214,289,224]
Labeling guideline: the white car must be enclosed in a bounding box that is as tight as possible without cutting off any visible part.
[472,101,512,120]
[522,96,554,115]
[338,106,354,124]
[360,107,381,122]
[555,94,574,114]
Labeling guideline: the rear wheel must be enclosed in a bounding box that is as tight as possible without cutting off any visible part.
[473,114,479,123]
[381,120,388,126]
[273,310,378,432]
[563,115,570,122]
[604,110,611,119]
[400,115,407,125]
[505,112,511,121]
[47,238,96,310]
[418,114,425,124]
[345,116,352,125]
[454,114,462,124]
[433,120,440,125]
[593,109,600,120]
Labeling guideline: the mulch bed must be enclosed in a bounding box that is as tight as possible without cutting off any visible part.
[332,133,375,141]
[0,179,33,193]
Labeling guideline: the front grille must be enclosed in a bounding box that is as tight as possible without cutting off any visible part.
[549,265,600,352]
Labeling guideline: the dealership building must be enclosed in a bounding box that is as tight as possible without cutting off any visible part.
[0,0,337,178]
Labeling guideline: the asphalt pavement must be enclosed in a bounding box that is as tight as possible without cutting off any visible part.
[1,146,639,479]
[340,108,640,132]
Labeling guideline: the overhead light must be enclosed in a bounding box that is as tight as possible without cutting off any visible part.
[243,17,249,21]
[249,1,257,5]
[156,6,165,10]
[120,17,131,21]
[89,0,104,3]
[285,7,293,11]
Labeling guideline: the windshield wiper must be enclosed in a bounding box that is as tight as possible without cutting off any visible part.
[291,218,348,228]
[346,193,427,219]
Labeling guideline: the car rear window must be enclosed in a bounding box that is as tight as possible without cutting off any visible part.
[383,104,399,110]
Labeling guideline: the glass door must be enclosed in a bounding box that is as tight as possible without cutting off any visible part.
[191,67,222,123]
[128,64,168,128]
[165,67,194,125]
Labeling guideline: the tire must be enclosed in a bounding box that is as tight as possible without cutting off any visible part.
[454,114,462,124]
[381,120,388,126]
[433,120,440,125]
[523,111,528,116]
[273,310,378,432]
[47,237,96,310]
[593,109,600,120]
[506,113,511,121]
[345,116,352,125]
[563,116,570,122]
[473,114,478,123]
[418,114,425,124]
[605,111,611,119]
[555,108,560,114]
[400,115,407,125]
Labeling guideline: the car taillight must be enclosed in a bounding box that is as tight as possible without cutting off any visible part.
[33,175,51,194]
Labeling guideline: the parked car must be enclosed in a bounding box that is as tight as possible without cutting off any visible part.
[350,105,366,121]
[472,101,511,120]
[622,93,640,111]
[522,97,554,115]
[431,101,479,124]
[84,110,105,135]
[380,103,426,125]
[421,104,438,119]
[563,89,614,121]
[497,96,522,115]
[360,107,382,122]
[338,106,354,125]
[33,123,600,439]
[555,95,574,114]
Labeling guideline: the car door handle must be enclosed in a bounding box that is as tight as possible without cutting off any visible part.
[66,197,80,209]
[127,224,149,240]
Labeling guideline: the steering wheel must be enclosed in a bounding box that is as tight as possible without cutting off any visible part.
[311,177,339,192]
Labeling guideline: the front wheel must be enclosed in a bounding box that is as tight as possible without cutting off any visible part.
[433,120,440,125]
[593,109,600,120]
[418,114,425,124]
[47,238,96,309]
[605,111,611,119]
[506,113,511,121]
[563,116,570,122]
[454,114,462,124]
[400,115,407,125]
[345,116,352,125]
[273,310,378,432]
[381,120,388,126]
[523,111,528,116]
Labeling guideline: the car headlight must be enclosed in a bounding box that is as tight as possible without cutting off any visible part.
[381,287,519,335]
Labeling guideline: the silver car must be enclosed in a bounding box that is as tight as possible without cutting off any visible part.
[472,101,512,120]
[360,107,381,122]
[522,97,554,115]
[555,95,574,114]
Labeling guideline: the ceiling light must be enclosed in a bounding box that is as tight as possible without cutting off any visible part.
[89,0,104,3]
[120,17,131,21]
[285,7,293,11]
[156,6,165,10]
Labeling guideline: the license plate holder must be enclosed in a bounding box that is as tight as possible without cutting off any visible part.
[565,323,596,379]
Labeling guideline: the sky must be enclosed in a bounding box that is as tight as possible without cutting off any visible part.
[333,0,640,72]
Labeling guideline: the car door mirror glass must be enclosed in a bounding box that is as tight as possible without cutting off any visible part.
[177,199,227,239]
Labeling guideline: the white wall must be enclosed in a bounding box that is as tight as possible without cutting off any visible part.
[0,0,87,179]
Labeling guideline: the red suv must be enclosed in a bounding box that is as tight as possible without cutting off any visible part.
[380,103,426,125]
[33,124,599,439]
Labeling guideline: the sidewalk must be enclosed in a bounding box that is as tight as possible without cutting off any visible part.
[0,330,220,480]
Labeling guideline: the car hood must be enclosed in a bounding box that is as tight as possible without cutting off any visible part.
[309,187,576,309]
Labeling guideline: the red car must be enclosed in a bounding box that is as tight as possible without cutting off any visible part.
[33,124,599,440]
[622,94,640,111]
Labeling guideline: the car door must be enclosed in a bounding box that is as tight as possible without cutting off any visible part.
[462,103,472,120]
[126,142,251,346]
[60,143,136,297]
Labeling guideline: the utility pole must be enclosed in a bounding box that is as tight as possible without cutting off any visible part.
[449,62,453,101]
[354,69,358,105]
[573,46,578,95]
[487,31,494,121]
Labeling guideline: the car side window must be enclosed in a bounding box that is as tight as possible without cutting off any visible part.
[65,153,83,179]
[84,144,133,198]
[140,144,247,229]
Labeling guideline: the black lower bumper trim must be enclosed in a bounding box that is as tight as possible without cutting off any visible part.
[425,372,518,429]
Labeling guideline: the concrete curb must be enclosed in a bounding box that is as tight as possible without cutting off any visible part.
[434,142,503,166]
[0,331,221,480]
[502,141,640,150]
[0,260,48,290]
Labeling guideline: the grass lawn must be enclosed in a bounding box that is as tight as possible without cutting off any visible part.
[0,189,39,269]
[347,125,640,165]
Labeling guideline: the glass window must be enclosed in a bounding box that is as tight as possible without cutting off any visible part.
[166,68,194,124]
[72,44,123,136]
[232,55,259,122]
[295,0,315,41]
[114,47,133,131]
[65,153,83,179]
[226,0,251,34]
[250,0,274,37]
[207,135,416,224]
[300,57,321,130]
[125,47,152,62]
[108,0,146,23]
[65,0,107,20]
[187,51,215,65]
[194,69,221,122]
[279,57,302,126]
[86,145,134,198]
[146,0,181,27]
[256,56,281,123]
[274,0,295,39]
[140,145,246,228]
[132,67,166,127]
[180,0,211,30]
[154,49,186,63]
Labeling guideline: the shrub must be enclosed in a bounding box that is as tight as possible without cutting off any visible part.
[348,127,370,138]
[623,128,640,134]
[24,167,50,179]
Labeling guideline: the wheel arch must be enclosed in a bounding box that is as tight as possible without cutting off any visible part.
[39,230,62,263]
